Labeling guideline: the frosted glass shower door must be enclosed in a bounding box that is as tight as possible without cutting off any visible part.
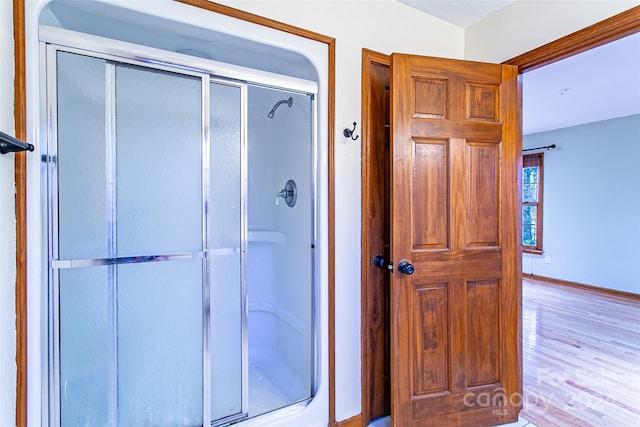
[49,41,314,426]
[53,52,204,426]
[209,81,246,424]
[114,64,203,426]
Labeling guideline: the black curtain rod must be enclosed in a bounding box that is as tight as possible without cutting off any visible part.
[523,144,556,152]
[0,130,34,155]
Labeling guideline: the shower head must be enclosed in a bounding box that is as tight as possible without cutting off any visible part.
[268,97,293,119]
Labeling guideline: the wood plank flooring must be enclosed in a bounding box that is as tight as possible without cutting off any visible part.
[522,278,640,426]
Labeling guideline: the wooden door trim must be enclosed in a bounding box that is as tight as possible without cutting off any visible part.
[334,414,364,427]
[360,6,640,427]
[13,2,335,426]
[176,0,336,45]
[505,5,640,72]
[361,48,391,427]
[13,0,27,426]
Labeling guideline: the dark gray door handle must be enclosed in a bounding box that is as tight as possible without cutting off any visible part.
[398,261,414,275]
[373,255,393,271]
[373,255,386,268]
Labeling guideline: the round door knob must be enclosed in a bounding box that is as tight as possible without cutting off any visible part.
[398,261,415,275]
[373,255,387,268]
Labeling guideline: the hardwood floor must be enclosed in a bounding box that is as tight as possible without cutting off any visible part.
[522,278,640,426]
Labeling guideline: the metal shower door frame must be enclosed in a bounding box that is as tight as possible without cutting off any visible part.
[40,25,318,427]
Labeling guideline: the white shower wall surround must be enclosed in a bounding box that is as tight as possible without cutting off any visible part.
[28,1,328,425]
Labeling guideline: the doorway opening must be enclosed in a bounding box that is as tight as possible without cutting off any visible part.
[361,51,521,426]
[360,7,640,426]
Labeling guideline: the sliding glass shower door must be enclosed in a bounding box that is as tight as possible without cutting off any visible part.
[50,51,246,426]
[114,64,204,426]
[45,34,317,426]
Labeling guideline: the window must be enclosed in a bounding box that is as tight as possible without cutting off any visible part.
[522,153,543,253]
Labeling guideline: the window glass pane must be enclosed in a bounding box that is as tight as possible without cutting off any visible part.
[522,166,539,203]
[522,204,537,223]
[523,183,538,203]
[522,224,537,247]
[522,205,537,246]
[522,165,538,184]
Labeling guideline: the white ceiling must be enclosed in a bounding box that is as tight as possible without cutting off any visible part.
[395,1,640,135]
[397,0,516,28]
[522,32,640,135]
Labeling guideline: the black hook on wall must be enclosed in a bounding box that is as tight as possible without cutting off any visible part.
[0,131,34,155]
[343,122,359,141]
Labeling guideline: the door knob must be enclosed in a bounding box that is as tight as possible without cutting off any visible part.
[373,255,393,271]
[373,255,387,268]
[398,260,415,275]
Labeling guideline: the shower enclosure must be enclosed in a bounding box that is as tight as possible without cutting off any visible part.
[42,27,317,426]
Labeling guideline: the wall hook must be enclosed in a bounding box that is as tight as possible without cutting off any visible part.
[343,122,359,141]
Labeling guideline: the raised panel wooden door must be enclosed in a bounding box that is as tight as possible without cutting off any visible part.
[390,54,522,426]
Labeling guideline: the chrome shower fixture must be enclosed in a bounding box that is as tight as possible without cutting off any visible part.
[275,180,297,207]
[268,97,293,119]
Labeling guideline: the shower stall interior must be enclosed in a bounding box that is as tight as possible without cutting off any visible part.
[43,26,317,427]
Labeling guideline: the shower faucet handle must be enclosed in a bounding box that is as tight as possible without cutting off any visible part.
[275,189,287,207]
[275,180,297,208]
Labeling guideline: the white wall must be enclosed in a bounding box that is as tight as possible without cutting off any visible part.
[0,0,17,425]
[465,0,640,63]
[212,0,465,421]
[522,115,640,294]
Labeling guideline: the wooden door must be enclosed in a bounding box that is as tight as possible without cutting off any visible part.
[390,53,522,426]
[361,50,392,425]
